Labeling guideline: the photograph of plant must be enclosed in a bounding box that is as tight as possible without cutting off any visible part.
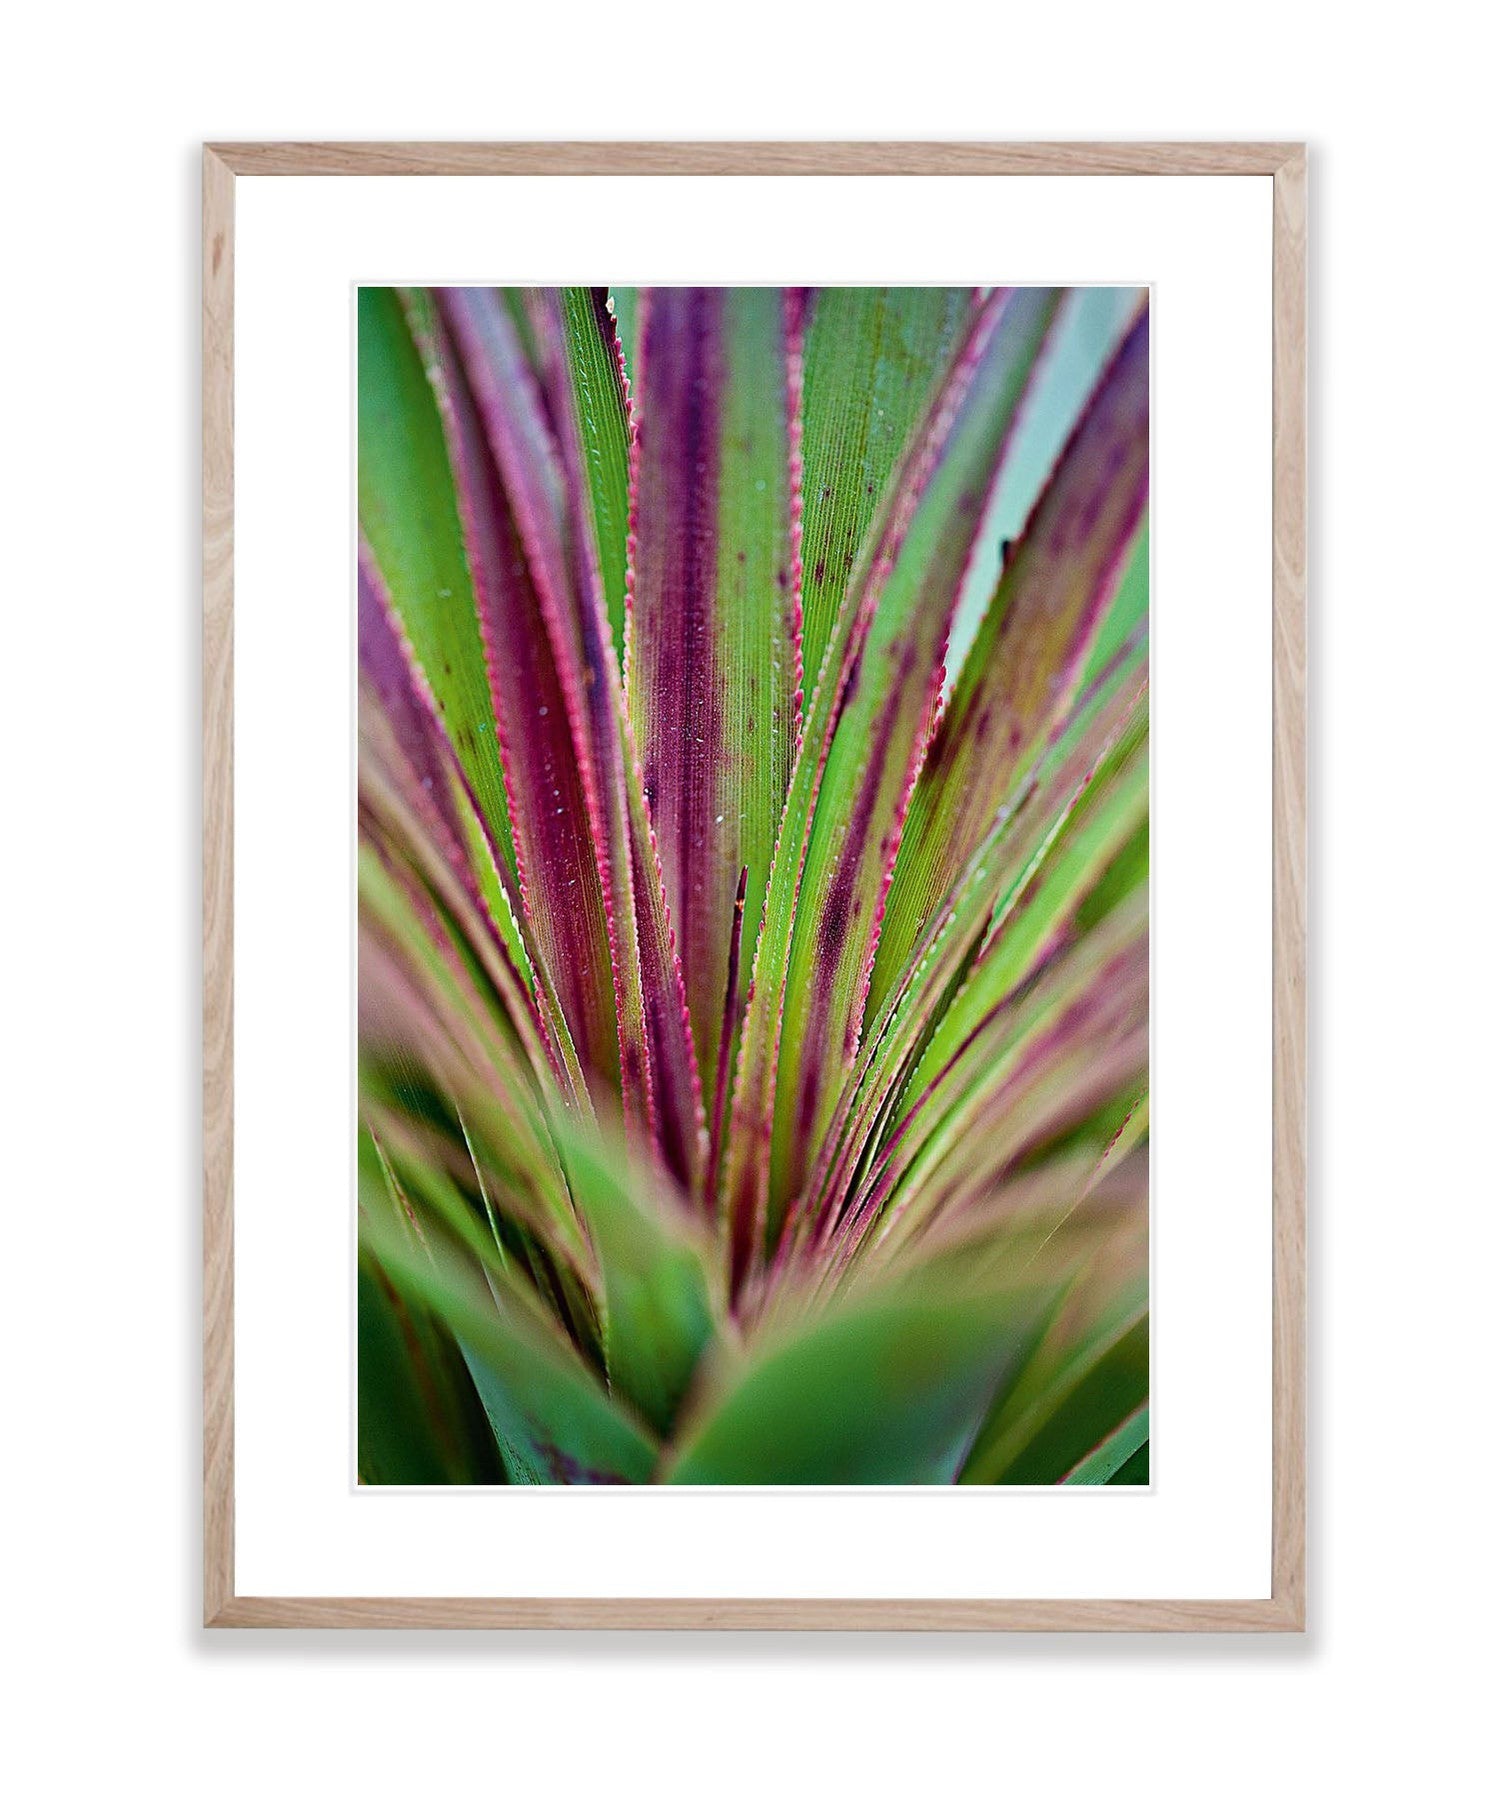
[357,285,1149,1485]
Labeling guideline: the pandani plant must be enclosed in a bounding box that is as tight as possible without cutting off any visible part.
[357,283,1150,1485]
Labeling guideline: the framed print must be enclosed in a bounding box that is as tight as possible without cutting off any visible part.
[203,140,1306,1629]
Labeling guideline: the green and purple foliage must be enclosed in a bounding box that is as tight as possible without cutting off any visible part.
[357,285,1150,1485]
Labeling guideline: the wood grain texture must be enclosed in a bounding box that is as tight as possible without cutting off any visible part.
[1270,146,1309,1631]
[203,145,235,1627]
[209,140,1297,177]
[211,1595,1302,1631]
[202,141,1308,1631]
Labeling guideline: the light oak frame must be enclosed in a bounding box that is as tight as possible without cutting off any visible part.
[203,140,1306,1631]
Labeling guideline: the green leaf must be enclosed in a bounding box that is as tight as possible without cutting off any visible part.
[947,286,1145,677]
[356,285,1153,1486]
[665,1282,1053,1484]
[871,305,1150,1016]
[401,289,626,1105]
[722,292,1061,1280]
[458,1344,555,1483]
[1082,514,1149,688]
[361,1197,660,1486]
[1065,1404,1149,1485]
[440,286,707,1190]
[797,288,974,693]
[962,1310,1148,1484]
[1108,1440,1150,1484]
[801,665,1147,1254]
[902,720,1149,1114]
[559,1129,718,1434]
[358,288,515,880]
[873,887,1148,1247]
[769,289,1062,1224]
[558,287,632,665]
[627,289,800,1120]
[357,1248,504,1485]
[360,550,590,1112]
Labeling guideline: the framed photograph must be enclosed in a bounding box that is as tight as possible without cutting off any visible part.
[204,140,1305,1629]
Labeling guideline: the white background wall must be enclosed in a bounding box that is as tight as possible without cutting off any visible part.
[6,4,1493,1793]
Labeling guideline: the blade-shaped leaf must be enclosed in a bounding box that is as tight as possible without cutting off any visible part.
[764,288,1062,1233]
[722,291,1060,1280]
[797,288,974,692]
[1082,514,1149,689]
[947,286,1144,679]
[401,289,624,1107]
[357,1247,504,1485]
[356,282,1154,1487]
[361,1176,659,1486]
[358,288,516,880]
[962,1309,1149,1485]
[664,1282,1052,1484]
[1065,1403,1149,1485]
[627,288,800,1119]
[799,664,1148,1259]
[867,892,1148,1251]
[898,734,1149,1132]
[359,546,590,1112]
[558,287,632,665]
[871,304,1150,1016]
[546,310,713,1195]
[357,870,583,1254]
[1108,1441,1150,1483]
[438,288,707,1187]
[558,1128,718,1434]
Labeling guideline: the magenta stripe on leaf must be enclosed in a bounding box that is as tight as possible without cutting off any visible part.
[627,288,801,1145]
[406,292,624,1107]
[870,303,1150,1018]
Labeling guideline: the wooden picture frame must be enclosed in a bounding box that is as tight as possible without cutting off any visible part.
[203,140,1306,1630]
